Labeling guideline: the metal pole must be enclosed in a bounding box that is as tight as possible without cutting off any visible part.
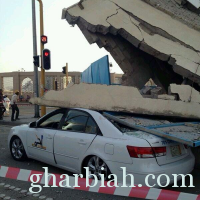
[32,0,40,118]
[37,0,46,116]
[66,63,68,87]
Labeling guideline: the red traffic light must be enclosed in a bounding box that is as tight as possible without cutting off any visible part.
[44,52,49,57]
[41,35,48,44]
[42,49,51,70]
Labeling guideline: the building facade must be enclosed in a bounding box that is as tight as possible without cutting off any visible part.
[0,71,122,99]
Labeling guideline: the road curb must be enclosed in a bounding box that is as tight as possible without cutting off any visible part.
[0,165,200,200]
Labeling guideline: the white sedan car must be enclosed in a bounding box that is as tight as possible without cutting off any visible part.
[8,108,195,186]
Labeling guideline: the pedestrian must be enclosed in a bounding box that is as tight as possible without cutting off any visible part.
[3,95,10,115]
[10,90,20,121]
[0,89,3,120]
[2,96,6,117]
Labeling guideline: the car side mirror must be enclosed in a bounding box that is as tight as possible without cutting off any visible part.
[29,121,37,128]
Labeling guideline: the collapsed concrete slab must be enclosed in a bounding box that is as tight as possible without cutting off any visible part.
[157,94,176,101]
[62,0,200,90]
[30,83,200,120]
[170,84,200,103]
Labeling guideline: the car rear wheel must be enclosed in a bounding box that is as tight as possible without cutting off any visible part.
[86,156,110,180]
[10,137,27,161]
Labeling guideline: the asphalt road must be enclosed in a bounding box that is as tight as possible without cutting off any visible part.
[0,125,141,200]
[0,109,200,200]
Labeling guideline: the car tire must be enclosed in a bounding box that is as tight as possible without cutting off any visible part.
[10,137,27,161]
[84,156,111,181]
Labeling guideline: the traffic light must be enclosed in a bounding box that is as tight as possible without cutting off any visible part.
[33,56,40,67]
[41,35,48,44]
[62,66,66,74]
[42,49,51,70]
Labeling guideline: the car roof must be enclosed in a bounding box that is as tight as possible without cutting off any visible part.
[58,107,101,116]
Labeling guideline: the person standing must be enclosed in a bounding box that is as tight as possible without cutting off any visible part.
[3,95,10,115]
[10,90,20,121]
[0,89,3,120]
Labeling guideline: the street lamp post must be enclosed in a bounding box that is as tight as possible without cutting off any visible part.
[32,0,40,118]
[37,0,46,116]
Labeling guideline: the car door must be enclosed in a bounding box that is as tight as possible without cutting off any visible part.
[54,109,98,172]
[26,109,66,164]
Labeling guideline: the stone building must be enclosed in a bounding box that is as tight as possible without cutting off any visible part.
[0,71,122,99]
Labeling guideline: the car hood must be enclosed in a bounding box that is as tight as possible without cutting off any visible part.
[11,124,29,130]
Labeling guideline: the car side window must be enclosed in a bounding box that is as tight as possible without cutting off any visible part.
[62,110,89,132]
[85,117,97,134]
[38,112,64,129]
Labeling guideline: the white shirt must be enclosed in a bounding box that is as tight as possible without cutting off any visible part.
[3,97,10,106]
[10,94,18,105]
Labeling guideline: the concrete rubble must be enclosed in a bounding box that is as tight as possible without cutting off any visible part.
[30,83,200,120]
[62,0,200,91]
[169,84,200,103]
[40,0,200,120]
[157,94,176,101]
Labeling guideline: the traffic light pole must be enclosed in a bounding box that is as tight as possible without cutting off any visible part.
[37,0,46,116]
[32,0,40,118]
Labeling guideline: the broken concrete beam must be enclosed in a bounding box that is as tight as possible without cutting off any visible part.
[142,0,200,31]
[174,0,186,5]
[157,94,176,100]
[62,0,200,90]
[30,83,200,120]
[170,84,200,103]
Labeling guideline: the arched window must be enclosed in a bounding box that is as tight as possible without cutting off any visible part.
[21,77,33,93]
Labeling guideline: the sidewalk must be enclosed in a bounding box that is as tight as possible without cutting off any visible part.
[0,114,38,126]
[0,105,55,126]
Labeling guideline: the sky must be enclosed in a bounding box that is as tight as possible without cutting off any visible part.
[0,0,122,74]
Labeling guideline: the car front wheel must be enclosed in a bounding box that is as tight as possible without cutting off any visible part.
[10,137,27,161]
